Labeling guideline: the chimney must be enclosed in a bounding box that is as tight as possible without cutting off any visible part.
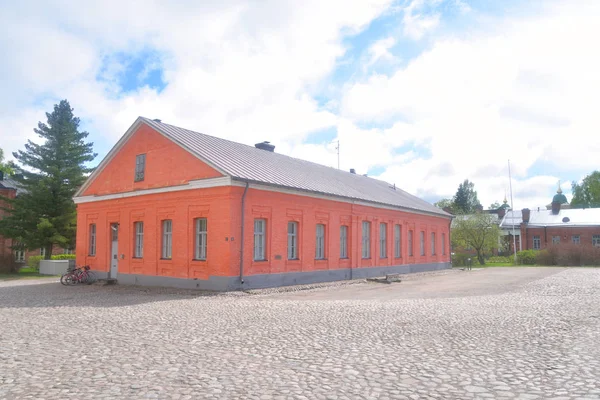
[153,119,162,123]
[551,201,561,215]
[498,208,506,219]
[522,208,530,223]
[255,141,275,152]
[350,168,356,174]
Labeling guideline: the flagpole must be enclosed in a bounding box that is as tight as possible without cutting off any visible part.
[508,160,517,264]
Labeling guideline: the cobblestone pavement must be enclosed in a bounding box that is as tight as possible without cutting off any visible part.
[1,268,599,399]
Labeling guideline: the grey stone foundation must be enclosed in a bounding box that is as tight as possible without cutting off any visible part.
[92,262,450,291]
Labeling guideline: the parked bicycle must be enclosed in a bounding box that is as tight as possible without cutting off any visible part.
[60,265,97,285]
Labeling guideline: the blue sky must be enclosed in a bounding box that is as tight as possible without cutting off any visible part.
[1,0,598,209]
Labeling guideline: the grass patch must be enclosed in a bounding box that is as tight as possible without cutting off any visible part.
[0,266,59,281]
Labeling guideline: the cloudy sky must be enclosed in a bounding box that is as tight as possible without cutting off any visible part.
[2,0,598,209]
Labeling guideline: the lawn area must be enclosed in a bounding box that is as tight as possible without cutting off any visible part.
[0,267,58,281]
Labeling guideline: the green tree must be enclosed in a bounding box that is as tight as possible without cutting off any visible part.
[453,179,480,214]
[489,201,501,210]
[571,171,600,208]
[0,148,14,175]
[452,213,501,265]
[434,198,455,213]
[0,100,96,259]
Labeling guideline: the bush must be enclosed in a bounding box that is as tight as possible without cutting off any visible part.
[535,249,556,266]
[487,255,513,264]
[28,254,76,271]
[452,253,477,267]
[517,250,537,265]
[28,255,44,271]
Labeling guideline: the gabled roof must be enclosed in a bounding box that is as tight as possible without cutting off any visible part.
[526,208,600,227]
[500,208,600,228]
[77,117,450,218]
[0,177,24,195]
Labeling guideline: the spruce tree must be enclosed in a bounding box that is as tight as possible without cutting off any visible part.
[453,179,480,214]
[0,100,96,259]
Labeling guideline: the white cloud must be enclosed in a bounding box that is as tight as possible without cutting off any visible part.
[402,0,441,40]
[367,36,398,67]
[338,0,600,208]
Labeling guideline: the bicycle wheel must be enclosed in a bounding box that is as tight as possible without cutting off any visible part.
[85,271,97,284]
[65,274,76,285]
[60,273,72,286]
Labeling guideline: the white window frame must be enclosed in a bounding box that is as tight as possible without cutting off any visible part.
[533,235,541,250]
[63,247,74,255]
[362,221,371,259]
[379,223,387,258]
[40,247,46,258]
[315,224,326,259]
[193,218,207,260]
[420,231,425,256]
[340,225,348,258]
[552,236,560,245]
[394,225,401,258]
[572,235,580,245]
[408,230,413,257]
[135,153,146,182]
[89,224,96,256]
[287,221,298,260]
[254,219,266,261]
[442,233,446,255]
[431,232,436,255]
[14,247,25,262]
[162,219,172,259]
[593,235,600,247]
[134,221,144,258]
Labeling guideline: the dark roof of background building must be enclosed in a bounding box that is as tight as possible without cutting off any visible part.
[0,177,23,194]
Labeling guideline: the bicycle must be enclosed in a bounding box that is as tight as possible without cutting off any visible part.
[60,265,96,285]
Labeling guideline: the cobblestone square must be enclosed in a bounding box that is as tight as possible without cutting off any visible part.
[1,267,599,399]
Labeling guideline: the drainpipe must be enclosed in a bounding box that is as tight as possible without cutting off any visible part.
[239,182,249,286]
[544,226,547,249]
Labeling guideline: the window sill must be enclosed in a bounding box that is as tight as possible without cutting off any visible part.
[192,258,207,262]
[159,258,173,261]
[253,259,268,262]
[339,257,349,260]
[315,258,327,261]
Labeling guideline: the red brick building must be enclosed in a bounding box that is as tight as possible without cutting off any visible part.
[0,173,72,270]
[73,117,452,290]
[519,205,600,251]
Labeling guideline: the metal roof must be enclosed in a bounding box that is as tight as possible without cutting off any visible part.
[139,117,449,217]
[0,178,23,195]
[500,210,522,229]
[500,208,600,228]
[526,208,600,227]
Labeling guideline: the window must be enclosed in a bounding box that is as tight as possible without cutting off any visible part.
[89,224,96,256]
[420,231,425,256]
[134,154,146,182]
[593,235,600,247]
[315,224,326,259]
[361,221,371,259]
[287,221,298,260]
[533,235,541,250]
[379,223,387,258]
[442,233,446,255]
[552,236,560,245]
[14,246,24,262]
[572,235,580,245]
[394,225,401,258]
[40,247,46,257]
[431,232,436,255]
[254,219,266,261]
[340,225,348,258]
[408,230,414,257]
[194,218,207,260]
[162,220,172,259]
[134,222,144,258]
[63,247,74,255]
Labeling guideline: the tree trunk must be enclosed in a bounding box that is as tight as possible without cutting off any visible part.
[476,250,485,265]
[44,244,52,260]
